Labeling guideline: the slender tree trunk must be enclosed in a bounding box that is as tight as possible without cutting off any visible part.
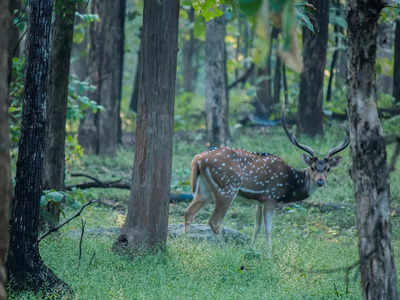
[43,0,77,229]
[297,0,329,136]
[129,27,142,113]
[273,43,282,105]
[347,1,398,299]
[182,7,196,93]
[205,11,230,147]
[78,0,125,155]
[7,0,21,87]
[115,0,180,251]
[0,2,11,299]
[393,19,400,103]
[254,27,278,118]
[7,0,70,294]
[70,2,88,82]
[117,0,126,145]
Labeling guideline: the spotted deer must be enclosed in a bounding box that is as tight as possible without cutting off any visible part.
[184,118,349,247]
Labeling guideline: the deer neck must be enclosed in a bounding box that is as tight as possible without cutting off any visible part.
[289,168,312,201]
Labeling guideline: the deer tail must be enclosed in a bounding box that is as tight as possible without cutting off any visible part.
[191,155,201,194]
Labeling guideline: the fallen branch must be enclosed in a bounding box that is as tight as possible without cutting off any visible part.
[38,199,97,243]
[65,173,193,203]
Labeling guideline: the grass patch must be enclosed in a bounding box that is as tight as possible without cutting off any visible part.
[9,126,400,299]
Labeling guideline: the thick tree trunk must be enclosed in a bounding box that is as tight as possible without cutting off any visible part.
[297,0,329,136]
[0,2,10,299]
[115,0,180,251]
[205,12,230,147]
[347,1,398,299]
[78,0,125,155]
[393,19,400,103]
[7,0,70,294]
[43,0,77,229]
[182,7,197,94]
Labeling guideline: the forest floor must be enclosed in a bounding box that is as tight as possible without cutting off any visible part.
[9,124,400,299]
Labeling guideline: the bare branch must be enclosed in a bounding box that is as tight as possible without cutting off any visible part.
[38,200,97,243]
[78,219,86,268]
[228,63,254,90]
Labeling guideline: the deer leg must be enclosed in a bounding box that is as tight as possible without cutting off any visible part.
[208,192,237,235]
[263,200,276,250]
[184,193,206,233]
[184,176,208,233]
[252,205,263,245]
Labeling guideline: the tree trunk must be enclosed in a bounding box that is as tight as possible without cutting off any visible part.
[78,0,125,155]
[0,1,10,299]
[297,0,329,136]
[7,0,21,87]
[254,27,278,118]
[347,1,398,299]
[129,27,142,113]
[115,0,180,251]
[70,2,88,82]
[326,0,342,103]
[393,19,400,103]
[43,0,77,229]
[205,11,230,147]
[7,0,70,294]
[273,43,282,105]
[182,7,197,94]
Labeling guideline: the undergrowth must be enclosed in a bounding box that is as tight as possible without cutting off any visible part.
[9,125,400,299]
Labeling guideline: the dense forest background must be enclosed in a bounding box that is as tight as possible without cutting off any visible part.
[1,0,400,299]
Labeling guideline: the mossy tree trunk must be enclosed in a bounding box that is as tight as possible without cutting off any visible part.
[116,0,180,251]
[0,1,11,298]
[347,1,398,299]
[7,0,70,294]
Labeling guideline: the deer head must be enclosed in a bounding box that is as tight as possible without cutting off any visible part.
[282,113,349,189]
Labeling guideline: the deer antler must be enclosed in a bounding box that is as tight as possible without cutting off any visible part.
[327,129,350,158]
[281,108,316,157]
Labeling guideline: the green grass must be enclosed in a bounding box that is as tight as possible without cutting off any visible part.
[9,125,400,299]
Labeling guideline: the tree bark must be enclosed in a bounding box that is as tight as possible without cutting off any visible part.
[393,19,400,103]
[43,0,77,229]
[205,11,230,147]
[7,0,70,294]
[78,0,125,155]
[0,2,10,299]
[347,1,398,299]
[115,0,180,251]
[297,0,329,136]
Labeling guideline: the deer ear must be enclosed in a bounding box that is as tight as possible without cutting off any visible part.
[302,154,313,166]
[329,156,342,168]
